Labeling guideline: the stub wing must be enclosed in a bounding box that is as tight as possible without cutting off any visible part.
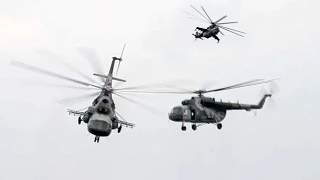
[67,109,86,116]
[117,119,135,128]
[203,94,272,111]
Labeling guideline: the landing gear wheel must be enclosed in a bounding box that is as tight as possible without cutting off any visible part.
[118,125,122,133]
[181,126,186,131]
[192,124,197,131]
[94,136,100,143]
[217,123,222,130]
[78,117,81,125]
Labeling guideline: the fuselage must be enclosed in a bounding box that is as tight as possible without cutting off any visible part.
[87,113,113,136]
[68,51,128,142]
[168,96,227,124]
[83,92,118,137]
[202,27,219,38]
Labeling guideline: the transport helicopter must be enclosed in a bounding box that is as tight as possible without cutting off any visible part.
[185,5,246,42]
[114,78,279,131]
[10,44,144,143]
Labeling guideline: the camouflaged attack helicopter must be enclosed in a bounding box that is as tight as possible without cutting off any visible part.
[185,5,246,42]
[116,78,279,131]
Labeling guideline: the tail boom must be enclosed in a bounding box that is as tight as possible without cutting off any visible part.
[204,94,272,111]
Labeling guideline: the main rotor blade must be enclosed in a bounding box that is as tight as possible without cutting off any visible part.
[223,79,278,90]
[35,48,101,86]
[184,11,211,23]
[57,91,100,105]
[113,92,164,118]
[112,81,122,89]
[114,90,191,94]
[205,78,280,94]
[219,26,244,37]
[76,47,105,83]
[10,60,103,90]
[188,16,210,23]
[200,6,213,23]
[201,80,217,90]
[115,91,160,99]
[114,84,193,92]
[204,79,265,93]
[20,79,101,91]
[219,25,246,34]
[162,84,195,93]
[113,84,159,91]
[190,5,211,23]
[215,15,227,24]
[77,106,90,111]
[217,22,238,25]
[114,79,279,95]
[115,111,126,121]
[113,80,194,91]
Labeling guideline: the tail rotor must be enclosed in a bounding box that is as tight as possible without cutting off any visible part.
[260,81,279,109]
[252,81,279,116]
[192,34,197,41]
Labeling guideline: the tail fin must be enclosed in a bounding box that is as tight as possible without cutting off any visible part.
[252,94,272,109]
[116,43,126,76]
[92,44,126,86]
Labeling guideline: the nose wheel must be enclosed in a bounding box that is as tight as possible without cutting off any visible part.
[217,123,222,130]
[181,121,186,131]
[78,117,82,125]
[181,126,186,131]
[94,136,100,143]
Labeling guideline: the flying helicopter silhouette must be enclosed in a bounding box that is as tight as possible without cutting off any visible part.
[10,44,160,143]
[114,78,280,131]
[185,5,246,42]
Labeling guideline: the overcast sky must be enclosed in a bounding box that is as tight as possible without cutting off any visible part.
[0,0,320,179]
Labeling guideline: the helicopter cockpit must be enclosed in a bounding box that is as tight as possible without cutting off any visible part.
[171,106,183,115]
[97,106,110,115]
[168,105,191,121]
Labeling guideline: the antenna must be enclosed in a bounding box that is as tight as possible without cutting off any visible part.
[116,43,126,76]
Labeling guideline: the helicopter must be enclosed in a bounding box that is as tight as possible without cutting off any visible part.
[114,78,279,131]
[9,44,147,143]
[185,5,246,42]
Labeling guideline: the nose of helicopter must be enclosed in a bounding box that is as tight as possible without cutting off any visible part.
[88,115,112,136]
[168,107,183,121]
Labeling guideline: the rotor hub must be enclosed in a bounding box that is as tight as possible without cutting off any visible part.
[194,90,205,96]
[102,86,114,94]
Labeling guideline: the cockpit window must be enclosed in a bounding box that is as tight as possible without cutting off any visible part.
[97,107,109,115]
[171,107,183,114]
[89,120,109,130]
